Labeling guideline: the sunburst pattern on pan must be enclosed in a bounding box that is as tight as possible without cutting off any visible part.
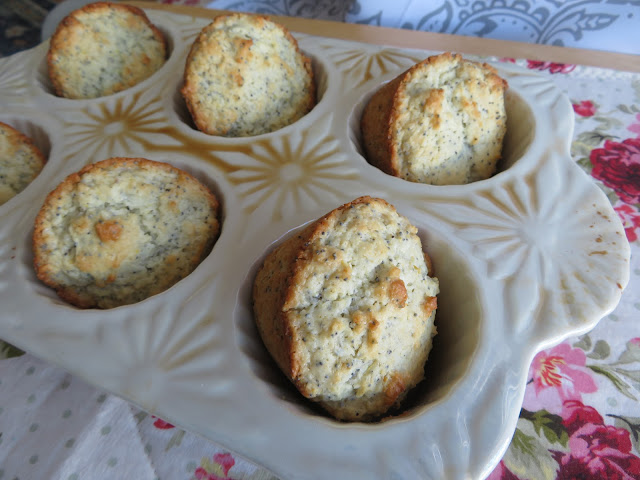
[171,15,210,44]
[420,153,627,336]
[100,277,232,412]
[320,45,423,88]
[0,49,31,102]
[227,114,358,222]
[57,90,251,172]
[61,91,169,161]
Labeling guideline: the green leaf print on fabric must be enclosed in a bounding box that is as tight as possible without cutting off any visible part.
[589,365,638,401]
[605,190,622,207]
[618,339,640,365]
[632,79,640,102]
[575,335,640,400]
[134,411,148,423]
[165,429,185,451]
[593,115,625,130]
[575,130,617,148]
[0,339,23,359]
[617,104,640,115]
[575,156,592,172]
[586,339,611,360]
[573,334,592,351]
[521,409,569,447]
[502,426,560,480]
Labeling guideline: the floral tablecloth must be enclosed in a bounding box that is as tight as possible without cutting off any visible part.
[1,4,640,480]
[483,60,640,479]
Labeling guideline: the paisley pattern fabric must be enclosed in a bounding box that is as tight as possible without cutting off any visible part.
[6,1,637,55]
[204,0,353,21]
[201,0,640,55]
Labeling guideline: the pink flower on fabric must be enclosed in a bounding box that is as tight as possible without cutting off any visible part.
[214,453,235,476]
[152,416,175,429]
[556,401,640,479]
[614,203,640,242]
[559,424,640,479]
[193,453,236,480]
[526,60,576,74]
[561,400,604,435]
[499,57,516,63]
[194,468,212,480]
[573,100,596,117]
[628,114,640,138]
[522,343,597,414]
[590,138,640,204]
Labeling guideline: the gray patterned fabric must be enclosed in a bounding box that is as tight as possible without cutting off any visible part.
[206,0,354,21]
[205,0,640,55]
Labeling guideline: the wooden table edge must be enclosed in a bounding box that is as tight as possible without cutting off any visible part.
[127,0,640,73]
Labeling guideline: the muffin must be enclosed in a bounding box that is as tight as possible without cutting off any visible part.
[0,121,46,206]
[33,157,220,309]
[47,2,167,99]
[252,196,439,421]
[181,13,316,137]
[361,52,508,185]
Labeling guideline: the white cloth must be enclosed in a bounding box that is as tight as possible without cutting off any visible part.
[0,355,276,479]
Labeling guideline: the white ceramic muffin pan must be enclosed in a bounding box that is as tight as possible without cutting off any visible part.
[0,8,630,480]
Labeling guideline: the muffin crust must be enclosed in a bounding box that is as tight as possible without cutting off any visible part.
[0,122,46,206]
[253,196,439,421]
[33,157,220,308]
[361,52,508,185]
[182,13,315,137]
[47,2,166,99]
